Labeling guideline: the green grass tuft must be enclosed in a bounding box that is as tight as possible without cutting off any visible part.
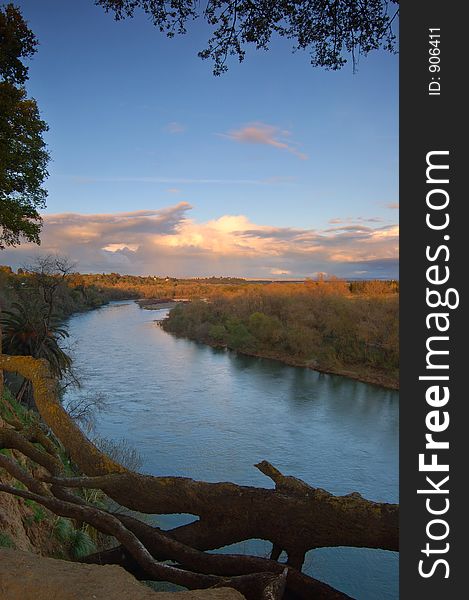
[0,532,16,548]
[69,528,96,558]
[53,517,74,542]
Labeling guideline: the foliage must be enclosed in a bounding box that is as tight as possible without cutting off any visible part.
[208,323,226,343]
[53,516,74,542]
[0,4,49,248]
[69,528,97,558]
[96,0,399,75]
[0,301,72,378]
[226,317,256,351]
[0,2,37,85]
[0,261,399,390]
[52,517,97,558]
[2,267,397,305]
[0,384,38,434]
[162,284,399,387]
[0,385,109,557]
[0,260,139,320]
[24,499,47,524]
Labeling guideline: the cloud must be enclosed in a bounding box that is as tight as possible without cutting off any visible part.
[102,243,139,252]
[225,122,308,160]
[167,188,182,194]
[2,203,398,279]
[68,173,296,192]
[270,268,292,276]
[324,225,374,233]
[165,121,185,134]
[386,203,399,209]
[69,176,265,186]
[328,216,384,224]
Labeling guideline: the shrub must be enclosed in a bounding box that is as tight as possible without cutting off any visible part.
[208,324,227,343]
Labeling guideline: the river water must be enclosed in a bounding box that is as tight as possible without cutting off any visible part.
[63,300,399,599]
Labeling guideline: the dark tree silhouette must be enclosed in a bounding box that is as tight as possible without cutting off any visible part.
[0,3,49,249]
[96,0,399,74]
[0,256,76,404]
[0,303,71,378]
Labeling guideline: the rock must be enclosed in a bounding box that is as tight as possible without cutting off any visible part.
[0,549,246,600]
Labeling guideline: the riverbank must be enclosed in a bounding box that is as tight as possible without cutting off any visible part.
[163,330,399,390]
[0,266,139,323]
[161,295,399,391]
[136,299,180,310]
[60,299,398,600]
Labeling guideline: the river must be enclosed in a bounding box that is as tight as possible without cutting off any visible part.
[63,300,399,600]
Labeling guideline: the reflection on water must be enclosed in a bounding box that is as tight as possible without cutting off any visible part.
[64,301,399,600]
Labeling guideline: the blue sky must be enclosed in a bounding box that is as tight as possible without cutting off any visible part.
[4,0,398,278]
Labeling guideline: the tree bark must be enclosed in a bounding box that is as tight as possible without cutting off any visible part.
[83,514,353,599]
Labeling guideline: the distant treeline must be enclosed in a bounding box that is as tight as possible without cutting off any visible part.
[162,282,399,389]
[1,264,398,388]
[0,264,135,319]
[76,273,399,299]
[23,270,397,302]
[1,264,398,387]
[1,264,398,310]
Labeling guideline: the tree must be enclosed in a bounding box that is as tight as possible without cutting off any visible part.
[96,0,399,75]
[0,256,76,405]
[248,311,282,345]
[0,301,72,406]
[0,302,71,379]
[22,255,77,321]
[0,3,49,249]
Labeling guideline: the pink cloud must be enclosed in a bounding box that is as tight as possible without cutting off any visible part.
[165,121,185,134]
[328,216,384,225]
[1,205,398,279]
[225,122,308,160]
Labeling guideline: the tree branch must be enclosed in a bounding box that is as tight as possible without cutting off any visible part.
[1,352,396,599]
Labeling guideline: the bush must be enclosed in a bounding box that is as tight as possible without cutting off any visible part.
[248,312,282,345]
[208,324,227,343]
[161,288,398,385]
[226,320,257,351]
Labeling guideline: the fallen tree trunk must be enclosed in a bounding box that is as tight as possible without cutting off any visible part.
[43,468,398,561]
[0,477,287,600]
[0,354,126,475]
[0,451,352,599]
[82,513,354,599]
[0,353,398,599]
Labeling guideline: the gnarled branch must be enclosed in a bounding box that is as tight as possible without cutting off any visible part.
[1,352,397,599]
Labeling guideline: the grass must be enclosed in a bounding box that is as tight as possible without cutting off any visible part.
[68,529,96,558]
[1,386,75,477]
[53,517,74,542]
[52,518,97,558]
[1,386,106,559]
[0,387,35,427]
[0,532,16,548]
